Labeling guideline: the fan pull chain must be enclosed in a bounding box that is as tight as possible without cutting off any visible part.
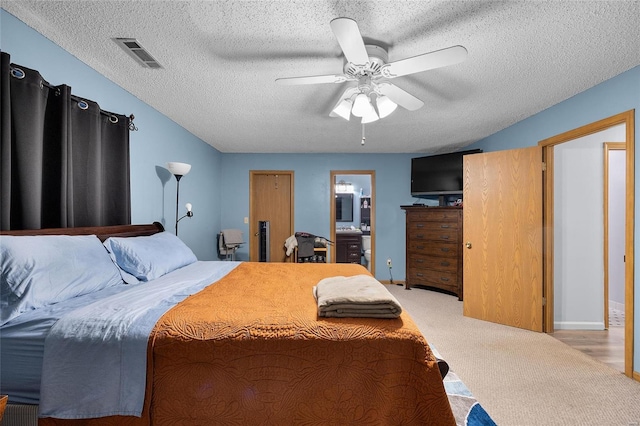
[361,123,366,146]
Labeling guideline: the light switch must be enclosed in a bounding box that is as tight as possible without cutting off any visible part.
[244,217,248,224]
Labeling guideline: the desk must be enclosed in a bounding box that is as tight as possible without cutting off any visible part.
[294,246,328,263]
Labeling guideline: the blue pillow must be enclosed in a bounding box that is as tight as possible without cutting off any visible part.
[0,234,124,326]
[103,239,142,285]
[103,232,197,282]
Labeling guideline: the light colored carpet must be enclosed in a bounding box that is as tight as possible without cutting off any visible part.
[387,284,640,426]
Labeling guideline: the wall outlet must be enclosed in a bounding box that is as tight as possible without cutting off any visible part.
[386,258,392,268]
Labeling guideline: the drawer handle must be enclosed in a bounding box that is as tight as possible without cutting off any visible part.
[440,261,450,266]
[416,224,424,228]
[440,224,450,228]
[416,234,424,238]
[440,277,450,282]
[416,273,424,277]
[440,247,450,252]
[416,245,425,250]
[440,235,450,240]
[416,259,424,263]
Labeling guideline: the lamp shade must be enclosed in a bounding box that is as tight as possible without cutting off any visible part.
[331,99,352,121]
[376,95,398,118]
[361,107,379,124]
[351,93,371,117]
[166,162,191,176]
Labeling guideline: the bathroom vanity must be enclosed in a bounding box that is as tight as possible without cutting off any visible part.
[335,231,363,264]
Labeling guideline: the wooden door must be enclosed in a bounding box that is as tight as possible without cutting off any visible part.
[463,146,544,331]
[249,171,294,262]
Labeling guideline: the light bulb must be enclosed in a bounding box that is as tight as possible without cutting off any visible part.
[185,203,192,212]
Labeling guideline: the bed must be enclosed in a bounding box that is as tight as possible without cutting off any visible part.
[0,223,455,425]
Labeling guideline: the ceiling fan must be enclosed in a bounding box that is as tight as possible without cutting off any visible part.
[275,17,468,124]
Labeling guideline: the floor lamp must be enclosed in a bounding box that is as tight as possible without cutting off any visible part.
[167,162,193,235]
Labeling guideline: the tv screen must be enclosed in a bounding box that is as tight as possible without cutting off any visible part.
[411,149,482,196]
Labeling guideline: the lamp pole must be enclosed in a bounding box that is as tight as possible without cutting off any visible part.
[174,174,183,235]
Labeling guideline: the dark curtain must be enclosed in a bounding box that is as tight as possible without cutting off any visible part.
[0,51,131,230]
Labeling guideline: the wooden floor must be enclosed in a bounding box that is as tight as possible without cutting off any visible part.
[551,325,625,372]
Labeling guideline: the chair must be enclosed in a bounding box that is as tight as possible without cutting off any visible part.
[218,229,244,261]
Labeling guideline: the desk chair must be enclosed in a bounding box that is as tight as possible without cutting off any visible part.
[218,229,244,261]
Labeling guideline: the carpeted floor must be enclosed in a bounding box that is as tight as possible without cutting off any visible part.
[434,344,496,425]
[387,284,640,426]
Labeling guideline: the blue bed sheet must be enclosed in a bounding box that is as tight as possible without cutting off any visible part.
[0,261,240,418]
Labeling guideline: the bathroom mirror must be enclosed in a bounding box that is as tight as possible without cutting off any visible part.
[335,193,354,222]
[330,171,375,276]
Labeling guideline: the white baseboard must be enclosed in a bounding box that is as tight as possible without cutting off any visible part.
[554,321,605,330]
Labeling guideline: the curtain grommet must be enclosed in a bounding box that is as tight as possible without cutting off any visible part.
[109,115,118,124]
[78,100,89,110]
[10,67,25,79]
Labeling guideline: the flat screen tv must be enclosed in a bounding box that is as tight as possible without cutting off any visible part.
[411,149,482,197]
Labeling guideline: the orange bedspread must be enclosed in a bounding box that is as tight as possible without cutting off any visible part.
[42,262,454,425]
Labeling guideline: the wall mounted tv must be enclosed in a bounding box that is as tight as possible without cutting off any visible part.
[411,149,483,199]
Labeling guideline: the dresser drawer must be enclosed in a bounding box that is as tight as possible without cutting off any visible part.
[407,226,459,243]
[408,241,459,258]
[408,255,457,273]
[407,269,458,291]
[407,209,461,222]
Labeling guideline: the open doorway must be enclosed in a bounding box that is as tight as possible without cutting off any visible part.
[540,110,634,377]
[329,170,375,276]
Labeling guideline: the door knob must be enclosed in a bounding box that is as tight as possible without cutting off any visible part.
[465,242,472,249]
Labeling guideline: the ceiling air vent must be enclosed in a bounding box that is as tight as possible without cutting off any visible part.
[113,38,163,69]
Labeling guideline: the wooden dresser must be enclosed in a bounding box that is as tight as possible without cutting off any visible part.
[401,206,463,300]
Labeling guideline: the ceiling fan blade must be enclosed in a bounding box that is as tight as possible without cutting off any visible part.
[275,74,348,85]
[377,83,424,111]
[330,17,370,65]
[384,45,468,78]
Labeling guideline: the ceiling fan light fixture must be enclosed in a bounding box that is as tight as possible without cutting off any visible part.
[351,93,371,117]
[331,99,352,121]
[376,95,398,118]
[361,107,379,124]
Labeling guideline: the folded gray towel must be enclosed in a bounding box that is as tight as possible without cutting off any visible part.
[313,275,402,318]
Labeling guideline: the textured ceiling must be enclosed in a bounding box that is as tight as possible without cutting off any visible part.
[3,1,640,153]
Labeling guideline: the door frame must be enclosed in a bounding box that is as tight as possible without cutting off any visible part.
[538,109,635,378]
[248,170,295,262]
[604,142,626,330]
[329,170,376,275]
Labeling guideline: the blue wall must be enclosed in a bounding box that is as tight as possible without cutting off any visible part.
[1,10,223,260]
[219,154,417,278]
[466,65,640,375]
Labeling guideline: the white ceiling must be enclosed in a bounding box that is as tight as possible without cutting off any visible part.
[3,1,639,154]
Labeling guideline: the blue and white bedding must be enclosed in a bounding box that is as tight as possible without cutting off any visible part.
[0,230,239,419]
[39,261,240,419]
